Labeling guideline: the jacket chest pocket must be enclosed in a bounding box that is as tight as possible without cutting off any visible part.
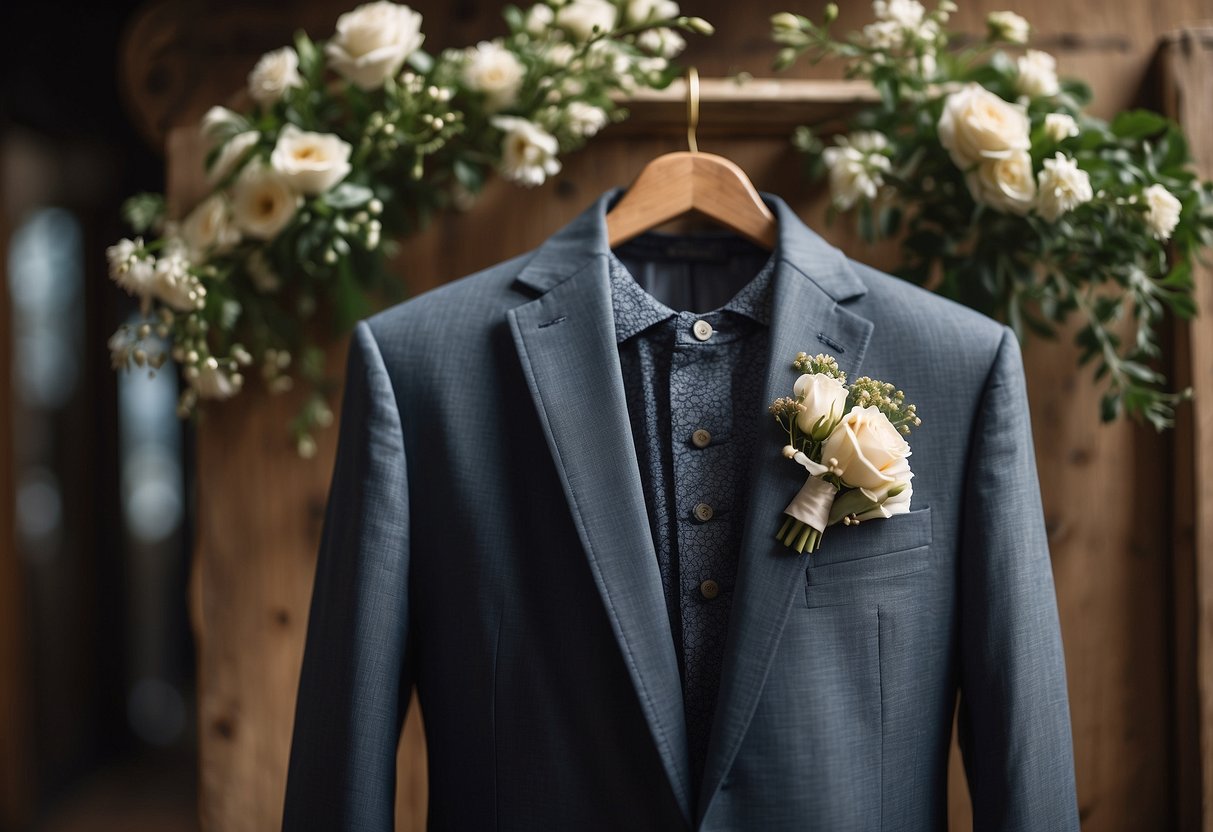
[803,506,934,603]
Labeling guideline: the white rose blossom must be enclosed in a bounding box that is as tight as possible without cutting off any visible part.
[820,404,913,503]
[822,131,891,210]
[1142,183,1182,240]
[525,3,555,35]
[627,0,679,24]
[107,238,156,299]
[325,1,425,90]
[1043,112,1080,142]
[1034,153,1093,222]
[207,130,260,185]
[180,194,241,260]
[151,250,205,311]
[987,10,1030,44]
[199,106,249,148]
[556,0,618,41]
[965,150,1037,215]
[637,27,686,59]
[230,163,300,240]
[938,83,1031,170]
[792,373,850,437]
[873,0,926,28]
[565,101,608,137]
[269,125,353,194]
[546,42,577,67]
[491,115,561,186]
[1016,49,1060,98]
[461,40,525,112]
[247,47,304,106]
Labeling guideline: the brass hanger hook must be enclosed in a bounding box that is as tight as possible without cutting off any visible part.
[686,65,699,153]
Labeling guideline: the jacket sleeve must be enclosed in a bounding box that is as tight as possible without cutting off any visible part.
[956,324,1080,830]
[282,319,415,831]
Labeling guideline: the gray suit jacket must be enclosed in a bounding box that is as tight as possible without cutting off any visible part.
[282,186,1080,831]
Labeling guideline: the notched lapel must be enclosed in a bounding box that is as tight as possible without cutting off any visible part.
[506,254,695,826]
[695,255,875,823]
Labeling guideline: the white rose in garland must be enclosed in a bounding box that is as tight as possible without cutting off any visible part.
[325,0,425,90]
[107,0,714,455]
[965,150,1036,215]
[771,0,1212,431]
[229,163,300,239]
[461,39,525,112]
[269,125,353,194]
[248,47,304,106]
[937,83,1030,170]
[492,115,562,187]
[557,0,619,41]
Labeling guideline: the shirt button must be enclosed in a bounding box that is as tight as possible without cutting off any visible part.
[692,319,714,341]
[691,428,712,448]
[693,502,714,522]
[699,579,720,600]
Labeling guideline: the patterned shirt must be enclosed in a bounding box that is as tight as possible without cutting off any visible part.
[606,232,777,795]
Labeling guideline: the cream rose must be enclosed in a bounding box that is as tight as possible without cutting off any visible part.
[987,10,1029,44]
[965,150,1037,215]
[854,477,913,520]
[1143,183,1181,241]
[106,238,156,299]
[492,115,561,187]
[1034,152,1092,222]
[1016,49,1059,98]
[230,163,300,240]
[1043,112,1079,142]
[525,3,555,35]
[636,27,686,59]
[248,47,303,106]
[461,40,525,112]
[199,106,249,148]
[565,101,608,137]
[556,0,618,41]
[207,131,260,185]
[793,373,850,438]
[821,404,913,501]
[325,1,425,90]
[269,125,352,195]
[627,0,679,23]
[181,195,241,261]
[151,251,205,311]
[937,83,1030,171]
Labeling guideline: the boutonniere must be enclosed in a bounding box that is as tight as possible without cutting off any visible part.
[768,352,922,554]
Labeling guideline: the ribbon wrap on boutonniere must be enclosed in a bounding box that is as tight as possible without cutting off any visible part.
[770,352,922,554]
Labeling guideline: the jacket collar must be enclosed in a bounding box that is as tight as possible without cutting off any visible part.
[513,185,869,305]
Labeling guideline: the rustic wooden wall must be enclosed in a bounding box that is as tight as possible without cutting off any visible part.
[130,1,1213,829]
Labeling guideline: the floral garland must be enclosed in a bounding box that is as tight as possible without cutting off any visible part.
[106,0,712,456]
[770,1,1213,430]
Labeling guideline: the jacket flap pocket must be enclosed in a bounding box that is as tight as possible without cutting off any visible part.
[805,505,933,585]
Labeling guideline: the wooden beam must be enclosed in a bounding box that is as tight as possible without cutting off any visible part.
[1158,24,1213,832]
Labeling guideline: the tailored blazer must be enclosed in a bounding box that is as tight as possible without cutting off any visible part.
[282,186,1080,831]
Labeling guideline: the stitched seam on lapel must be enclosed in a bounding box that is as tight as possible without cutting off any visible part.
[506,305,691,823]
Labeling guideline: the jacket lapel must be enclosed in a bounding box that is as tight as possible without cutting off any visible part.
[506,188,694,825]
[694,207,874,822]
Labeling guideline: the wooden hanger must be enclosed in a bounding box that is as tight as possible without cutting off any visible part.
[605,66,778,250]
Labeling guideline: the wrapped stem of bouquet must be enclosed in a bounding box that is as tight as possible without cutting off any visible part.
[770,352,920,554]
[106,0,715,457]
[769,1,1213,432]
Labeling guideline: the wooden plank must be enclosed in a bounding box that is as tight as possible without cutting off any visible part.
[1159,26,1213,832]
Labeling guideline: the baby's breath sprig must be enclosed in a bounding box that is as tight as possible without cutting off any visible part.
[791,350,846,382]
[848,376,922,436]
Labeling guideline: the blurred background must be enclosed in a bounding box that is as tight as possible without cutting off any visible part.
[2,2,197,831]
[1,0,1210,830]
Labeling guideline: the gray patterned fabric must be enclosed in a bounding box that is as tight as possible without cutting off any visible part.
[282,185,1081,831]
[607,233,776,792]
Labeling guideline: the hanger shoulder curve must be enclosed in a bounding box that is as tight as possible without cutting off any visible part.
[605,151,777,250]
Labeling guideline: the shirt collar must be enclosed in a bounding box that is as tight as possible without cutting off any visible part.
[606,246,777,344]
